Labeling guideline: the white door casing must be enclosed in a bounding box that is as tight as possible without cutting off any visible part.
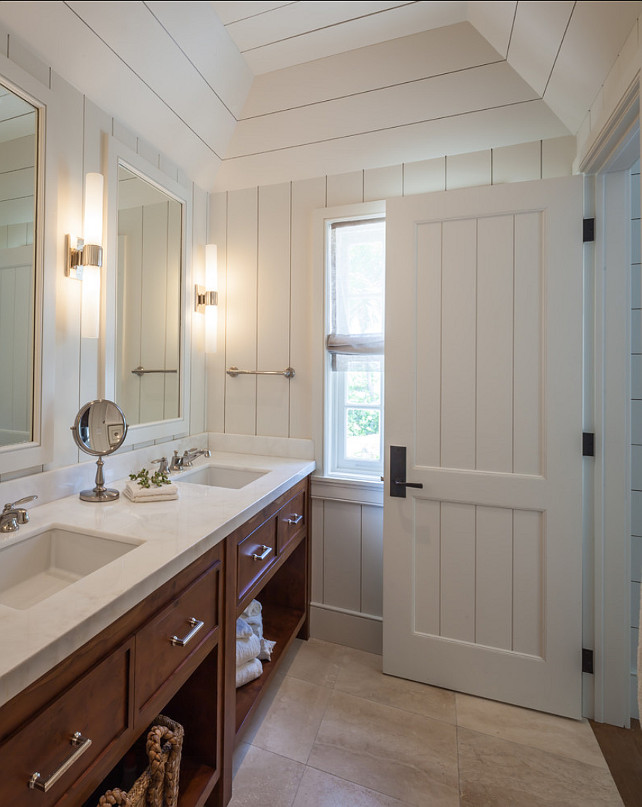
[383,176,584,718]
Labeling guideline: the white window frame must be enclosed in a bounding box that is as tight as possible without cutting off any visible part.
[323,209,385,480]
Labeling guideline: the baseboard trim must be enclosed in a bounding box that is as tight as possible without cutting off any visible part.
[309,602,383,654]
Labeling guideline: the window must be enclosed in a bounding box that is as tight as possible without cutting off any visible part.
[325,216,385,478]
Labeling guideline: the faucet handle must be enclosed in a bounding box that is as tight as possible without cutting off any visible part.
[3,495,38,511]
[152,457,169,474]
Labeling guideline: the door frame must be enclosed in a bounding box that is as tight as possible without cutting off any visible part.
[580,82,640,726]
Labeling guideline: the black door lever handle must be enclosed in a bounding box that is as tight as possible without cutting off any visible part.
[393,480,423,489]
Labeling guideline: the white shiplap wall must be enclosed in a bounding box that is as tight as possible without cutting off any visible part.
[631,159,641,719]
[0,33,208,482]
[208,136,576,651]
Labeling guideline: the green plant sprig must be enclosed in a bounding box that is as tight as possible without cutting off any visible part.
[129,467,171,488]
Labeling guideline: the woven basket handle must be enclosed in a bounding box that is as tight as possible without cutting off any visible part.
[145,724,178,806]
[97,788,132,806]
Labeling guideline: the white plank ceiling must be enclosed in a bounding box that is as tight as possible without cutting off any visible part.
[0,1,639,190]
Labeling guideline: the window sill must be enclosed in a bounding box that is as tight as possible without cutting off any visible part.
[311,474,384,506]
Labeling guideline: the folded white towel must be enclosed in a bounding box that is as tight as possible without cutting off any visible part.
[236,617,253,640]
[236,633,261,666]
[244,614,263,639]
[259,638,276,661]
[123,480,179,502]
[242,599,262,618]
[236,657,262,688]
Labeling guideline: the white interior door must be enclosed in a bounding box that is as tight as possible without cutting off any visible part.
[383,176,584,718]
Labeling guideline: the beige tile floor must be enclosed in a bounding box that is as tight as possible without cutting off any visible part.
[229,638,624,807]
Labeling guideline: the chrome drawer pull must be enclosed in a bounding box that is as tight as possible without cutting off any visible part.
[29,731,92,792]
[170,617,204,647]
[251,544,272,561]
[286,513,303,526]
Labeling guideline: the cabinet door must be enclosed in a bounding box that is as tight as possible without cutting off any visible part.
[236,517,278,608]
[0,641,132,806]
[135,559,221,719]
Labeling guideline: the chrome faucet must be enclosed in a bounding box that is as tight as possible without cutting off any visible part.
[169,448,211,472]
[151,457,170,474]
[0,495,38,533]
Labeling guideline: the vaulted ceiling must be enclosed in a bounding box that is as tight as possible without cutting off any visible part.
[0,1,640,190]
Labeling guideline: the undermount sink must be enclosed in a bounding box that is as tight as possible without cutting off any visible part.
[0,528,142,610]
[176,465,267,489]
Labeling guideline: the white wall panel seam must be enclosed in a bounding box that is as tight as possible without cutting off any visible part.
[238,61,507,122]
[223,191,228,434]
[254,187,259,435]
[144,4,240,122]
[63,2,224,161]
[512,214,516,473]
[541,2,576,98]
[288,181,293,438]
[505,3,519,61]
[475,218,479,471]
[227,99,546,160]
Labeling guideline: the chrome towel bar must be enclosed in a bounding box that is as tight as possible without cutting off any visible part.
[131,366,178,376]
[227,366,295,379]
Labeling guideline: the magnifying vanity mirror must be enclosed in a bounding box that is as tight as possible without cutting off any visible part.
[71,400,127,502]
[0,83,39,449]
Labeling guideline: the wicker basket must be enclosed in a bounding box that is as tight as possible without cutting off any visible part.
[96,715,183,807]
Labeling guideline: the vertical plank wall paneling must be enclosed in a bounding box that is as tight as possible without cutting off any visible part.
[206,190,227,434]
[80,98,111,409]
[207,137,575,655]
[49,70,84,469]
[631,160,641,719]
[256,182,290,437]
[190,185,208,436]
[225,187,258,435]
[289,177,326,442]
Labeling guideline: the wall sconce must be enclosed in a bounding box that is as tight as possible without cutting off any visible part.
[66,172,104,339]
[195,243,218,353]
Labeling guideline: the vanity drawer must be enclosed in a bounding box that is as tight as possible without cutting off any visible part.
[0,641,132,806]
[276,487,306,554]
[135,559,220,717]
[236,517,277,605]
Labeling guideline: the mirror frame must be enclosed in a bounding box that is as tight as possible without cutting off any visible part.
[0,62,53,475]
[104,137,192,445]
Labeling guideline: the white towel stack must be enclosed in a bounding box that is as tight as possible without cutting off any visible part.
[235,600,277,688]
[242,599,276,661]
[236,616,262,688]
[123,480,179,502]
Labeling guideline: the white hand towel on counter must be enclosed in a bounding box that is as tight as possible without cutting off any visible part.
[123,480,179,502]
[236,633,261,666]
[236,657,262,688]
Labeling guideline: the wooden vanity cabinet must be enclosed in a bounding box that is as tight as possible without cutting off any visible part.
[220,476,310,805]
[0,542,224,807]
[0,474,310,807]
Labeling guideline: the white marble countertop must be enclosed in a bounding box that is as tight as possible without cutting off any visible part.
[0,451,315,709]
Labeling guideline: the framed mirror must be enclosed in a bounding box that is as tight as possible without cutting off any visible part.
[105,139,192,444]
[0,82,40,452]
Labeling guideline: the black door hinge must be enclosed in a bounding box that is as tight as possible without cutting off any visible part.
[583,432,595,457]
[582,648,594,674]
[583,218,595,242]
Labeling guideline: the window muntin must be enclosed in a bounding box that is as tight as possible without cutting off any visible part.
[326,217,385,478]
